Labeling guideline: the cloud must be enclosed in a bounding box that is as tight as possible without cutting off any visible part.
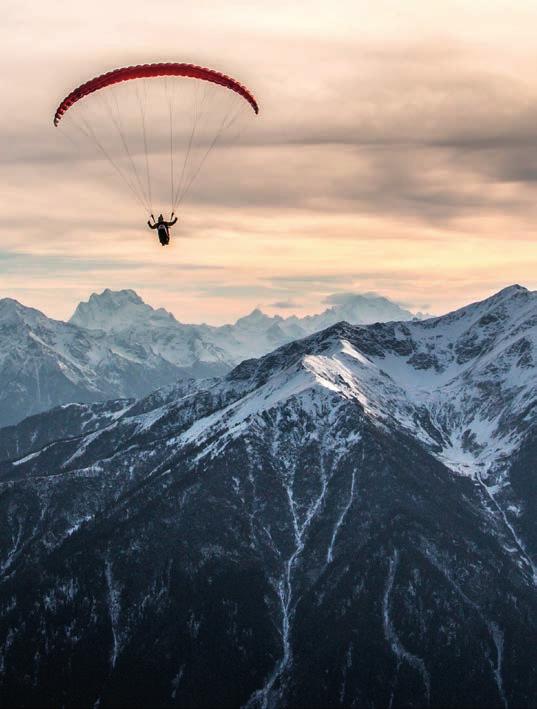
[6,29,537,232]
[269,300,299,309]
[194,284,286,300]
[4,1,537,322]
[322,291,386,305]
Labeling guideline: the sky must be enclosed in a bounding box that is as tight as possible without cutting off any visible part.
[4,0,537,323]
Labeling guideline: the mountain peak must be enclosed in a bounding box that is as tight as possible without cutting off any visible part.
[89,288,144,307]
[435,284,533,327]
[489,283,528,300]
[235,308,276,328]
[0,297,23,313]
[499,283,526,292]
[301,293,417,330]
[0,298,48,326]
[70,289,176,332]
[5,282,537,709]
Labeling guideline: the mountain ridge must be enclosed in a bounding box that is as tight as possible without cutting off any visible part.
[1,284,537,706]
[69,288,422,332]
[0,287,425,426]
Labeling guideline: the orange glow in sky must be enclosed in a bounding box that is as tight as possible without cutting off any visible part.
[3,0,537,322]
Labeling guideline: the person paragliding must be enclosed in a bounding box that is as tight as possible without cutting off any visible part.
[53,62,258,252]
[148,213,177,246]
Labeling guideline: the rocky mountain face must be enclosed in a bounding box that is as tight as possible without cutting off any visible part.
[70,288,420,362]
[0,298,191,428]
[1,285,537,707]
[0,289,418,427]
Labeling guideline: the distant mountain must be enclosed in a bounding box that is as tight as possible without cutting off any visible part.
[68,287,422,365]
[71,288,420,339]
[70,288,178,331]
[0,288,421,426]
[1,285,537,706]
[293,292,423,332]
[0,296,228,427]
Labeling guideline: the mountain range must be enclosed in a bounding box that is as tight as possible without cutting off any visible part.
[1,284,537,706]
[0,288,419,427]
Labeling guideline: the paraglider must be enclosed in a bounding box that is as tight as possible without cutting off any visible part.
[54,63,258,246]
[148,213,177,246]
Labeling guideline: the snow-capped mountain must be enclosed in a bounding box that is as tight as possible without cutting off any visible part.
[288,292,424,333]
[0,288,419,426]
[70,288,178,331]
[71,289,418,335]
[1,284,537,707]
[0,297,225,428]
[70,288,421,363]
[70,288,234,375]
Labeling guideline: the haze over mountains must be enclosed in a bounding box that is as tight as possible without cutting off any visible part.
[1,284,537,707]
[0,288,420,426]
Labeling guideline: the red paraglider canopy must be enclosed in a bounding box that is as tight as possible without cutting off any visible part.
[54,62,259,125]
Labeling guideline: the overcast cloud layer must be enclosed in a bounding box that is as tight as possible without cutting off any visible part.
[3,0,537,322]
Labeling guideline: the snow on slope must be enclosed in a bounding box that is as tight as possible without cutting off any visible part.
[70,289,421,363]
[158,284,537,478]
[295,292,422,332]
[70,288,177,331]
[4,283,534,478]
[71,289,232,369]
[0,286,415,425]
[0,297,214,426]
[4,287,537,709]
